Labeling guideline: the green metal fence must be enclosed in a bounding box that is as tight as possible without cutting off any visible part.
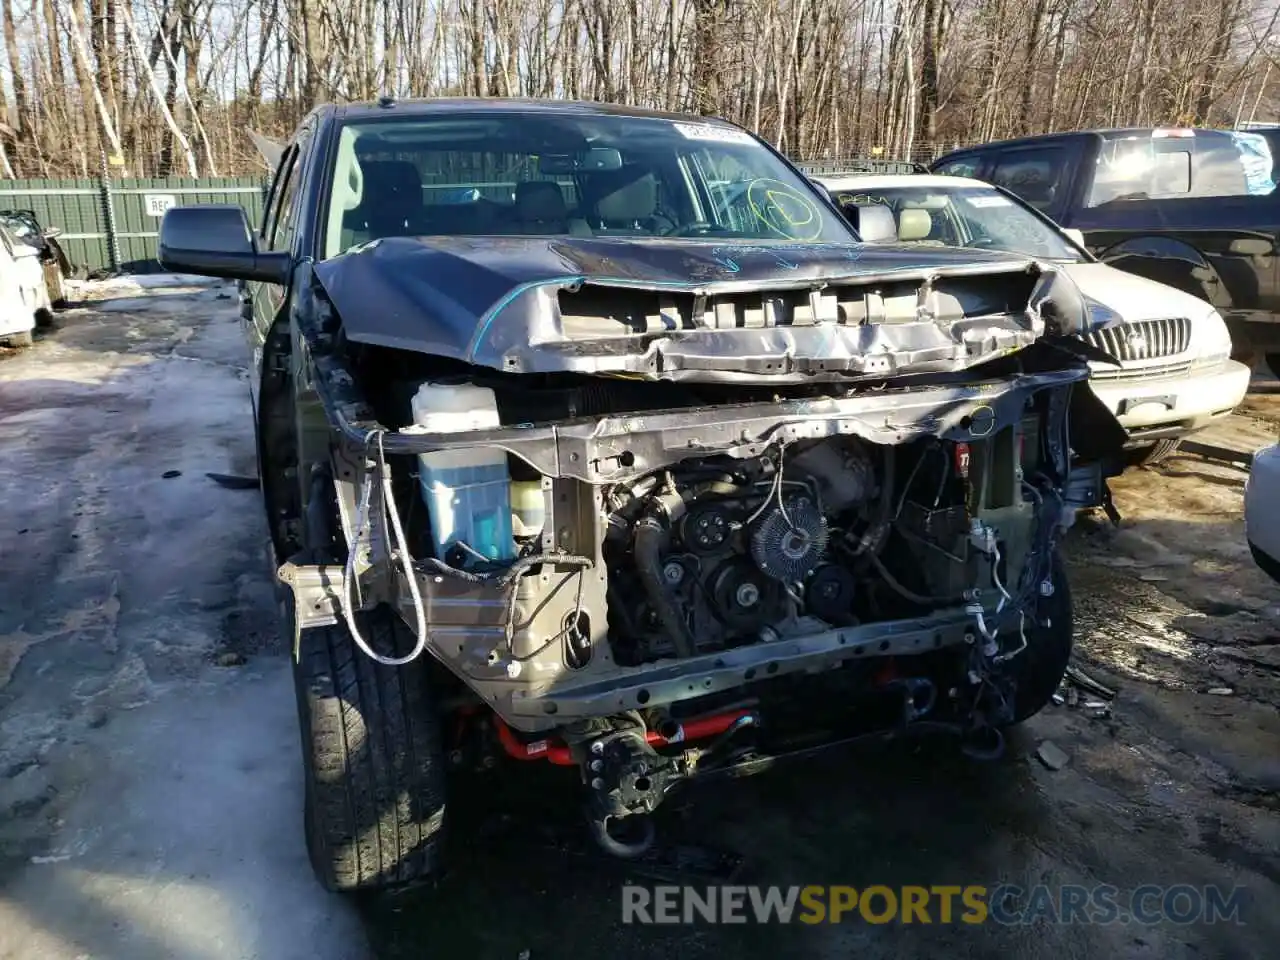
[0,176,268,275]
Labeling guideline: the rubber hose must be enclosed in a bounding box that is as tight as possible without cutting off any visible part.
[853,444,896,565]
[867,550,964,606]
[690,479,754,499]
[633,516,697,658]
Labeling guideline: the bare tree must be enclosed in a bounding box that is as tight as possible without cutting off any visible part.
[122,0,198,174]
[0,0,1275,176]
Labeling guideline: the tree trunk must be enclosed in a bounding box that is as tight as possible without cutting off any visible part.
[3,0,30,145]
[1019,0,1048,133]
[917,0,940,146]
[66,0,126,163]
[121,1,196,175]
[1194,0,1242,122]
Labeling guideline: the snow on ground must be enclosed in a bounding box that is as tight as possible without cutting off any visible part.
[69,272,223,294]
[0,279,369,959]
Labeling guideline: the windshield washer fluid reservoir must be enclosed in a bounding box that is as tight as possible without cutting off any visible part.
[510,481,546,538]
[410,382,515,565]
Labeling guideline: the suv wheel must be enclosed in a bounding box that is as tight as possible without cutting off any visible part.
[292,601,448,891]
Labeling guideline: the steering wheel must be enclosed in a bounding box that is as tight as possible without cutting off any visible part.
[965,236,999,249]
[664,221,733,238]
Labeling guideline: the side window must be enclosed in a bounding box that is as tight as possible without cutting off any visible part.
[269,136,310,253]
[274,167,305,252]
[934,155,982,179]
[264,147,298,248]
[259,148,293,239]
[990,149,1068,211]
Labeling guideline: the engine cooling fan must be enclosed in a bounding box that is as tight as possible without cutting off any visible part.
[750,495,829,583]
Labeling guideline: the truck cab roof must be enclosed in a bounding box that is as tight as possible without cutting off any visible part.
[310,97,741,127]
[936,128,1227,155]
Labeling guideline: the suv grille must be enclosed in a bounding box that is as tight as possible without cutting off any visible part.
[1084,317,1191,362]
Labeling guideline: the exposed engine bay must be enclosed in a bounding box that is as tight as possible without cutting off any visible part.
[607,437,983,665]
[265,255,1126,858]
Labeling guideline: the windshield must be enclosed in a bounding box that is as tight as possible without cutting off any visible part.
[323,113,854,258]
[827,183,1084,261]
[0,214,37,241]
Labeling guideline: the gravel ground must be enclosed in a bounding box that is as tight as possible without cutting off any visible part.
[0,280,1276,959]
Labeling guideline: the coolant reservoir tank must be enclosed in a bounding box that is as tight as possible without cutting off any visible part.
[410,382,515,564]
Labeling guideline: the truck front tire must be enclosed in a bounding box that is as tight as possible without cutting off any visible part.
[292,602,448,892]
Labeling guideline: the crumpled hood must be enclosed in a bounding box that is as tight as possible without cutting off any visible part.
[312,235,1110,382]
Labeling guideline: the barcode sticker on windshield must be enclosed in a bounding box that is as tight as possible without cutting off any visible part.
[967,195,1013,208]
[673,122,756,145]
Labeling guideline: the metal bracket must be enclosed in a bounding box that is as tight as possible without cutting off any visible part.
[1061,460,1105,512]
[1178,440,1254,471]
[276,559,346,629]
[1102,483,1122,527]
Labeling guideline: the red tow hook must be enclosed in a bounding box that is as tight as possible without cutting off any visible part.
[494,709,755,765]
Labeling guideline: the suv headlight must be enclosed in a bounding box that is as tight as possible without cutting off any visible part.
[1190,307,1233,368]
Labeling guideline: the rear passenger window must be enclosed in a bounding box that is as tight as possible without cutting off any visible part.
[934,156,981,178]
[990,150,1068,211]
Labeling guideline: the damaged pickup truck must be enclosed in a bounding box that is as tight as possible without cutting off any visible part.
[158,99,1126,892]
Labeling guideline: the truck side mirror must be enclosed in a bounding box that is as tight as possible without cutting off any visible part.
[158,205,291,283]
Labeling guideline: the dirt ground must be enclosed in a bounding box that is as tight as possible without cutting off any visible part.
[1,281,1277,960]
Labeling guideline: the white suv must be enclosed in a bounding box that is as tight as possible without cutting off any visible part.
[817,173,1250,465]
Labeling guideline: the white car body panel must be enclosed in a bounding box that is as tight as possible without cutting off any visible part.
[1245,443,1280,582]
[816,173,1251,443]
[0,225,50,340]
